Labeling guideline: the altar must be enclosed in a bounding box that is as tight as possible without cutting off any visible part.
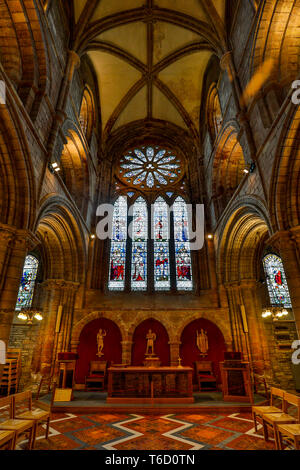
[107,366,194,404]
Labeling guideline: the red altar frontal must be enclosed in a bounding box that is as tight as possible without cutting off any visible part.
[107,366,194,404]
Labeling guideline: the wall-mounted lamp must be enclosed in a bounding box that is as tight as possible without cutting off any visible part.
[243,162,256,175]
[262,307,289,320]
[48,162,60,173]
[17,309,43,325]
[207,234,213,240]
[90,234,96,240]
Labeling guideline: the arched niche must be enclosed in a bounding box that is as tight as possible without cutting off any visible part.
[75,318,122,383]
[131,318,170,366]
[180,318,226,383]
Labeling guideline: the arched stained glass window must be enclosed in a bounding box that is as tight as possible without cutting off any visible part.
[153,197,170,291]
[108,196,127,291]
[15,255,39,311]
[131,197,148,291]
[263,254,292,308]
[173,197,193,290]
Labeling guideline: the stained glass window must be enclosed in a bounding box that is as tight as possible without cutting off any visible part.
[119,147,182,189]
[15,255,39,311]
[108,196,127,291]
[173,197,193,290]
[131,197,148,291]
[153,197,170,290]
[263,254,292,308]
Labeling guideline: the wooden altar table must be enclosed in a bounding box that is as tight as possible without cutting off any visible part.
[107,366,194,404]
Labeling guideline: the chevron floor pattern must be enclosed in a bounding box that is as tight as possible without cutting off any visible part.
[14,411,288,450]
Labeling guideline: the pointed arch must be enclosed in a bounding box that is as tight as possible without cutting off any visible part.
[153,196,171,291]
[263,254,292,308]
[131,196,148,291]
[173,196,193,290]
[15,255,39,311]
[108,196,127,291]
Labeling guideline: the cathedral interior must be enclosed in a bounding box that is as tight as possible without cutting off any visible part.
[0,0,300,452]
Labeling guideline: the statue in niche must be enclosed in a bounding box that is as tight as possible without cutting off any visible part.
[145,329,156,356]
[197,329,209,356]
[96,329,107,357]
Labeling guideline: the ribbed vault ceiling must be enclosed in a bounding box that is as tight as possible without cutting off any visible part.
[72,0,226,141]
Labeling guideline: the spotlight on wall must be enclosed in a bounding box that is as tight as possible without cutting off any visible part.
[243,168,250,175]
[48,162,60,173]
[207,234,213,240]
[90,234,96,240]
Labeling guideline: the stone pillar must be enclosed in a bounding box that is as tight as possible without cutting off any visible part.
[269,230,300,337]
[38,280,79,376]
[121,340,133,365]
[224,282,244,353]
[169,341,181,366]
[239,279,271,372]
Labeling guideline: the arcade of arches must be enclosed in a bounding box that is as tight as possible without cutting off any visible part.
[0,0,300,449]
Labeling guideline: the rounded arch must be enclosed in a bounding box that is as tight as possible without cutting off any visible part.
[211,124,246,220]
[75,317,122,383]
[176,311,232,348]
[180,318,226,382]
[217,198,271,284]
[270,105,300,231]
[35,195,87,283]
[131,318,170,366]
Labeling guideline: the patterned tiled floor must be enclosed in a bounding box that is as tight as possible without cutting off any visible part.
[15,411,285,450]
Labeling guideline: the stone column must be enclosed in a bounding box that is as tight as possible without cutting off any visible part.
[121,340,133,365]
[38,280,79,376]
[169,341,181,366]
[239,279,271,372]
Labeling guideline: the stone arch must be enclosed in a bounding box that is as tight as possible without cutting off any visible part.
[0,1,49,113]
[71,311,126,350]
[179,318,227,382]
[75,317,122,383]
[176,312,232,349]
[211,124,245,220]
[206,82,223,142]
[34,195,87,283]
[131,318,170,366]
[0,92,35,229]
[251,0,300,87]
[59,126,92,217]
[270,105,300,231]
[79,86,95,143]
[127,311,176,343]
[217,197,271,284]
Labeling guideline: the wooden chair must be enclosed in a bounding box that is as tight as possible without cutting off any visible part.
[276,393,300,450]
[0,396,35,450]
[85,361,107,391]
[252,386,284,432]
[253,373,269,399]
[13,391,51,448]
[0,430,15,450]
[261,392,300,449]
[195,361,217,392]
